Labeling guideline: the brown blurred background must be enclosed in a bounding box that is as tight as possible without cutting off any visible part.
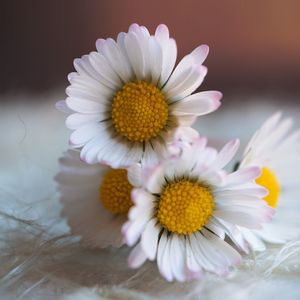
[1,0,300,96]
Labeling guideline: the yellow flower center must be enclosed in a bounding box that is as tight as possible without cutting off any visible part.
[256,167,280,208]
[157,180,215,235]
[111,81,169,142]
[99,169,133,214]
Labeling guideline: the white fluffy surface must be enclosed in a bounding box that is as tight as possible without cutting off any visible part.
[1,91,300,299]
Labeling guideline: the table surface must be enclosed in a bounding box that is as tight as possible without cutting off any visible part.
[0,92,299,300]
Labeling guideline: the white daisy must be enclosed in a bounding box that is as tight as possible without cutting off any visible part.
[122,136,274,281]
[55,150,139,248]
[238,112,300,251]
[57,23,222,168]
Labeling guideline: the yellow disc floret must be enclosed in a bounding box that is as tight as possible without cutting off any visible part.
[99,169,133,214]
[256,167,280,208]
[111,81,169,142]
[157,180,215,235]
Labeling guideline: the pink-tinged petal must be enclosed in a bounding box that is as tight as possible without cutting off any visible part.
[192,44,209,65]
[165,45,208,91]
[167,127,200,157]
[171,91,222,116]
[128,243,148,268]
[155,24,170,41]
[56,100,73,113]
[141,219,160,260]
[73,56,99,80]
[225,166,262,187]
[155,24,177,86]
[144,164,165,194]
[185,238,204,280]
[122,216,150,247]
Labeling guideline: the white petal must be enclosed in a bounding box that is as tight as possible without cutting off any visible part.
[142,142,160,167]
[128,243,148,268]
[170,234,186,282]
[116,142,144,168]
[189,233,219,273]
[171,91,222,116]
[122,214,151,247]
[185,238,204,280]
[127,164,142,187]
[66,113,101,130]
[201,229,241,267]
[70,123,105,146]
[158,233,173,281]
[148,37,163,85]
[210,139,240,170]
[144,164,165,194]
[141,219,160,260]
[131,188,155,207]
[225,166,261,187]
[88,51,122,89]
[164,45,208,90]
[214,210,270,229]
[164,65,207,101]
[66,97,109,114]
[97,37,133,83]
[124,32,145,79]
[240,227,266,252]
[176,115,197,126]
[56,150,124,248]
[155,24,177,86]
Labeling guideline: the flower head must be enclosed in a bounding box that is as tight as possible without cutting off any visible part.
[55,150,138,248]
[238,112,300,251]
[122,136,274,281]
[57,24,222,168]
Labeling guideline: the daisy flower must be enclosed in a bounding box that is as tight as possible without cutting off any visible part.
[122,136,274,281]
[55,150,140,248]
[57,23,222,168]
[237,112,300,251]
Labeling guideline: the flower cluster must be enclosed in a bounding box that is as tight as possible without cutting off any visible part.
[55,24,300,282]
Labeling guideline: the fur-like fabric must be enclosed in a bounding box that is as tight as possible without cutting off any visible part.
[0,92,299,299]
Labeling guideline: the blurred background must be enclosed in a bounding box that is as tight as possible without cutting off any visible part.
[2,0,300,96]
